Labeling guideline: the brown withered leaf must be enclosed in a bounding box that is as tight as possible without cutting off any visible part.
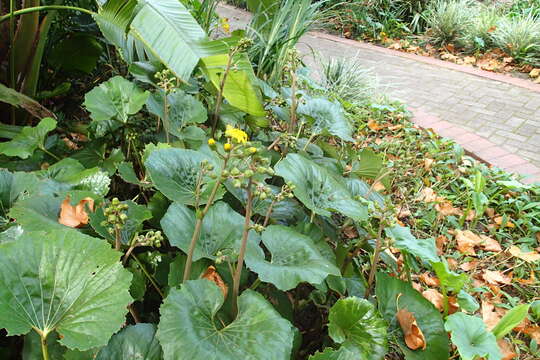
[480,235,502,252]
[58,196,95,228]
[508,245,540,263]
[498,339,517,360]
[460,260,479,272]
[422,289,444,312]
[482,270,512,285]
[396,308,427,350]
[435,201,462,217]
[494,216,515,228]
[447,258,458,270]
[419,273,440,287]
[342,226,358,239]
[424,158,434,171]
[485,207,496,218]
[367,119,383,131]
[435,235,447,255]
[418,187,438,202]
[201,266,228,298]
[455,230,483,255]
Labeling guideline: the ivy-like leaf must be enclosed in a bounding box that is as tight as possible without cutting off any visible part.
[0,230,132,350]
[84,76,149,124]
[0,117,56,159]
[275,154,367,221]
[445,313,502,360]
[161,201,260,261]
[376,273,449,360]
[145,148,222,205]
[327,297,387,360]
[246,225,340,291]
[156,279,294,360]
[385,226,439,263]
[96,323,162,360]
[298,97,353,142]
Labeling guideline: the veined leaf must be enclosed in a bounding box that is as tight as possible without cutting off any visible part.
[145,148,223,205]
[327,297,387,360]
[0,169,39,216]
[200,54,265,116]
[275,154,367,221]
[445,313,502,360]
[385,226,439,263]
[0,117,56,159]
[246,225,340,291]
[491,304,530,340]
[309,346,365,360]
[298,97,353,141]
[0,83,55,119]
[96,323,162,360]
[161,201,260,261]
[0,230,132,350]
[432,261,468,294]
[156,279,294,360]
[376,273,449,360]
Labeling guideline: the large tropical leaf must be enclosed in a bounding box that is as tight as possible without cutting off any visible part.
[96,323,162,360]
[246,225,340,291]
[0,83,55,119]
[0,229,132,350]
[0,169,39,216]
[161,201,260,261]
[145,148,222,205]
[130,0,207,82]
[327,297,387,360]
[376,273,449,360]
[156,279,294,360]
[275,154,367,221]
[200,54,266,116]
[298,97,353,141]
[0,117,56,159]
[445,313,501,360]
[385,226,439,263]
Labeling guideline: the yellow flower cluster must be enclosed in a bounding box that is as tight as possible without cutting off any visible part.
[225,125,248,144]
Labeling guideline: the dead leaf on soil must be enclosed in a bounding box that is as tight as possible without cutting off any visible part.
[58,196,95,228]
[396,308,427,350]
[456,230,483,255]
[424,158,434,171]
[419,273,440,287]
[417,187,438,202]
[422,289,444,312]
[482,300,505,330]
[436,235,447,255]
[201,266,228,298]
[480,235,502,252]
[460,260,479,272]
[497,339,517,360]
[435,201,462,217]
[482,270,512,285]
[463,56,477,65]
[368,119,383,131]
[508,245,540,263]
[494,216,515,228]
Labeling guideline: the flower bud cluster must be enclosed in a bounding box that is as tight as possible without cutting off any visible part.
[134,230,163,248]
[156,69,176,94]
[100,198,129,235]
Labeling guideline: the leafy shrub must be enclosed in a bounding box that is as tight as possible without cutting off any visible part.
[425,0,475,46]
[491,14,540,61]
[463,6,501,52]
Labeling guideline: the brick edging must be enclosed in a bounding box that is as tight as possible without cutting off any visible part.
[309,32,540,93]
[410,108,540,184]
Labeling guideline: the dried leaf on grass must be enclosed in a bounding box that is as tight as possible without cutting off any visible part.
[435,201,462,217]
[58,196,95,228]
[435,235,447,255]
[482,300,505,330]
[482,270,512,285]
[455,230,501,255]
[367,119,383,131]
[417,187,438,202]
[396,308,427,350]
[497,339,517,360]
[508,246,540,263]
[419,273,440,287]
[422,289,444,311]
[201,266,228,298]
[494,216,515,228]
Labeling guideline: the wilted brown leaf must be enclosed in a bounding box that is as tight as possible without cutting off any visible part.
[424,158,434,171]
[436,235,447,255]
[435,201,462,217]
[456,230,482,255]
[419,273,440,287]
[422,289,444,312]
[368,119,383,131]
[482,300,504,330]
[483,270,512,285]
[480,235,502,252]
[497,339,517,360]
[418,187,438,202]
[396,308,427,350]
[460,260,479,272]
[494,216,515,228]
[58,196,94,228]
[508,245,540,263]
[201,266,228,298]
[342,226,358,239]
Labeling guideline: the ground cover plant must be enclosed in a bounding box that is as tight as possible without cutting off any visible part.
[0,0,539,359]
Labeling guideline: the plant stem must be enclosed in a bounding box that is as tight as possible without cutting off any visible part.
[0,5,94,24]
[211,52,234,137]
[183,153,231,281]
[262,199,276,227]
[365,222,385,298]
[232,178,253,317]
[40,333,49,360]
[163,93,170,144]
[39,146,60,161]
[9,0,15,124]
[114,227,121,251]
[122,244,139,266]
[132,254,164,298]
[288,70,298,134]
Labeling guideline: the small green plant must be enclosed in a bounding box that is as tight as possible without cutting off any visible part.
[492,14,540,61]
[425,0,475,46]
[463,6,501,51]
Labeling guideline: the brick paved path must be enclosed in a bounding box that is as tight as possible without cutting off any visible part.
[218,5,540,183]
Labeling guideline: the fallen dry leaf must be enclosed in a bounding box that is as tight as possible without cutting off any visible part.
[447,258,458,270]
[58,196,95,228]
[494,216,515,228]
[419,273,440,287]
[460,260,479,272]
[422,289,444,312]
[436,235,447,255]
[483,270,512,285]
[424,158,434,171]
[396,308,427,350]
[517,270,536,285]
[480,235,502,252]
[465,210,476,222]
[367,119,383,131]
[456,230,483,255]
[497,339,517,360]
[435,201,462,217]
[530,68,540,78]
[418,187,438,202]
[463,56,477,65]
[508,245,540,263]
[342,226,358,239]
[482,300,505,330]
[522,326,540,343]
[485,207,496,218]
[201,266,228,298]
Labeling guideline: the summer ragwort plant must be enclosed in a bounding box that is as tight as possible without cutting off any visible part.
[0,0,538,359]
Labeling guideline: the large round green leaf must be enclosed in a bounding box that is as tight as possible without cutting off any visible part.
[0,117,56,159]
[0,230,132,350]
[145,148,222,205]
[156,279,294,360]
[0,169,39,217]
[385,226,439,263]
[96,323,162,360]
[298,97,353,142]
[445,313,502,360]
[275,154,367,221]
[161,201,260,261]
[245,225,340,291]
[327,297,387,360]
[310,345,366,360]
[375,273,449,360]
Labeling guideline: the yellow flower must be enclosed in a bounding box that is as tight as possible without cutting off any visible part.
[221,18,231,34]
[225,125,248,144]
[224,143,232,152]
[208,138,216,146]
